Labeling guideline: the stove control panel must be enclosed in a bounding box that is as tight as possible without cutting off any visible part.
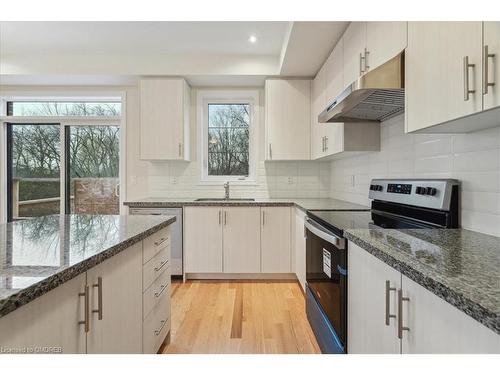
[368,179,459,210]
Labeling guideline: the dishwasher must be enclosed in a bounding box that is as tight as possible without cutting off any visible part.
[129,207,183,277]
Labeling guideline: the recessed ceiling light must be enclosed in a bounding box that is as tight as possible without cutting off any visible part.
[248,35,257,44]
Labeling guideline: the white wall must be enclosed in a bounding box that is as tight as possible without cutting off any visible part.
[329,114,500,237]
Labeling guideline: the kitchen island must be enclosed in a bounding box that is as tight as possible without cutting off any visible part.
[0,214,175,354]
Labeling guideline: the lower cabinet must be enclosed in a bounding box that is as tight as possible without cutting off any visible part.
[86,242,143,354]
[184,205,292,274]
[293,208,306,291]
[223,207,261,273]
[0,273,88,354]
[0,230,172,354]
[348,241,500,353]
[184,206,223,273]
[261,207,291,273]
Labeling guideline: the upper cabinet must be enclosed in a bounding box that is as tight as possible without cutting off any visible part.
[311,64,327,160]
[406,22,500,133]
[483,22,500,110]
[265,79,311,160]
[365,22,407,72]
[406,22,483,133]
[342,22,367,88]
[140,78,191,160]
[325,37,344,102]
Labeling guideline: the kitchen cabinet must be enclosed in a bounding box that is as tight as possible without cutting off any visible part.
[342,22,367,88]
[406,22,483,133]
[293,208,306,291]
[483,22,500,110]
[348,242,401,354]
[311,64,327,160]
[261,207,291,273]
[365,22,407,72]
[0,273,87,354]
[223,207,261,273]
[265,79,311,160]
[140,78,191,160]
[86,241,143,354]
[325,38,344,103]
[184,206,223,273]
[348,241,500,354]
[400,275,500,354]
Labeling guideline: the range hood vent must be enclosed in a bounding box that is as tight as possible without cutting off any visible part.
[319,52,405,123]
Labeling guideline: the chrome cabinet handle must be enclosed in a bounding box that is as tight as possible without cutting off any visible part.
[397,289,410,339]
[154,283,169,298]
[155,319,167,336]
[385,280,396,326]
[218,210,222,225]
[463,56,476,101]
[483,45,495,95]
[269,143,272,159]
[224,211,227,225]
[359,52,365,75]
[364,48,370,71]
[154,237,168,247]
[321,136,325,152]
[92,277,103,320]
[154,259,169,272]
[262,210,266,226]
[325,136,328,152]
[178,143,182,157]
[78,285,90,333]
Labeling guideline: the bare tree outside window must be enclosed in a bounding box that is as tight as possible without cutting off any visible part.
[208,104,250,176]
[8,101,121,116]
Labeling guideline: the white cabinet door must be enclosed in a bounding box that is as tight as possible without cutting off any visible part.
[293,208,307,291]
[261,207,291,273]
[140,78,190,160]
[406,22,483,132]
[348,242,401,354]
[366,22,407,72]
[325,38,344,103]
[0,273,87,354]
[222,207,261,273]
[343,22,367,88]
[311,64,327,160]
[266,79,311,160]
[483,22,500,110]
[86,242,143,354]
[184,206,223,273]
[400,275,500,354]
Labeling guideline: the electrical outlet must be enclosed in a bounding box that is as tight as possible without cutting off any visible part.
[287,176,294,185]
[171,176,178,185]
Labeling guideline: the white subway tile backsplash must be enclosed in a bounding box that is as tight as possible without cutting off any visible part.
[330,114,500,237]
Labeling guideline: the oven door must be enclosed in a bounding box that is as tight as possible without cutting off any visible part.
[305,217,347,352]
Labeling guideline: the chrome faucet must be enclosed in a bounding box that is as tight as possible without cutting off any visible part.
[224,181,230,199]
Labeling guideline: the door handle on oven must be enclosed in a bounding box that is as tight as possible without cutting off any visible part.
[304,218,345,249]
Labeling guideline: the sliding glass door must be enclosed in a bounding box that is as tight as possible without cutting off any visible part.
[66,125,120,215]
[7,123,120,221]
[7,124,61,221]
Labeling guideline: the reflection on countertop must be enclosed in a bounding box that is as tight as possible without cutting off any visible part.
[0,214,175,318]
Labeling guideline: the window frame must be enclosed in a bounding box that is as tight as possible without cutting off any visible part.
[0,91,126,222]
[197,90,259,185]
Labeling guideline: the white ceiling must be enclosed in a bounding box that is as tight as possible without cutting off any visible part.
[0,21,289,55]
[0,21,349,85]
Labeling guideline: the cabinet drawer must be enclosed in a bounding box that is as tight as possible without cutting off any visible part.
[143,268,171,320]
[143,227,170,264]
[143,294,171,354]
[143,246,170,292]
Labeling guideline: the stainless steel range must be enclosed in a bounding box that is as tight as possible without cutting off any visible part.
[304,179,460,353]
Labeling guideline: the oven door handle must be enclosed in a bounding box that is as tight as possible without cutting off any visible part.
[305,218,346,249]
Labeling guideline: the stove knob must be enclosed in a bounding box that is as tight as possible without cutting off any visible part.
[416,186,424,195]
[377,185,383,191]
[427,187,437,196]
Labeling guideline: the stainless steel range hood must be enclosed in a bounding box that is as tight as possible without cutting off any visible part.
[319,52,405,123]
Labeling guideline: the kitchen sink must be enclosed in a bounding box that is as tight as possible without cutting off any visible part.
[195,198,255,202]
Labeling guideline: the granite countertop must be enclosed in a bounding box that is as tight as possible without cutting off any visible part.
[124,197,370,212]
[344,227,500,334]
[0,214,175,318]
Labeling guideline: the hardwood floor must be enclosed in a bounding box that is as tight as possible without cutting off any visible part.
[163,281,321,354]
